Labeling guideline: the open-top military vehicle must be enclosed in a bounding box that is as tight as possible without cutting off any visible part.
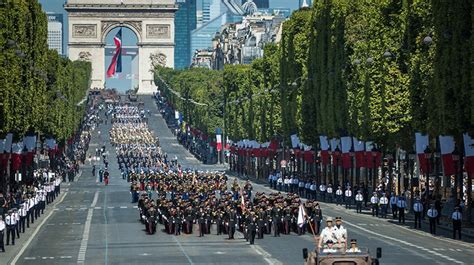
[302,247,382,265]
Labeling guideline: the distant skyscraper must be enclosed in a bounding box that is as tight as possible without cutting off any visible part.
[240,0,269,9]
[175,0,197,69]
[47,13,63,55]
[299,0,312,8]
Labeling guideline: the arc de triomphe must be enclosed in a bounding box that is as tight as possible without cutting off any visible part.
[65,0,177,94]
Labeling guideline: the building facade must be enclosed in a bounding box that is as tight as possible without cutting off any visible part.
[175,0,197,69]
[47,13,64,55]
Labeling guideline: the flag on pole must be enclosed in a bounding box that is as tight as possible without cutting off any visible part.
[415,133,430,174]
[319,136,330,166]
[297,204,306,228]
[439,135,456,176]
[341,136,352,169]
[463,133,474,177]
[216,134,222,152]
[106,28,122,78]
[290,134,300,148]
[240,188,246,211]
[353,137,365,168]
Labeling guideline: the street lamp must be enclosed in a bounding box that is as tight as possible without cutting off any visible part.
[423,35,433,45]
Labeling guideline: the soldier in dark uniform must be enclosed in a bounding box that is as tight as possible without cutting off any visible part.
[257,212,266,239]
[248,215,257,245]
[216,210,224,235]
[227,208,236,239]
[272,206,282,237]
[198,208,206,237]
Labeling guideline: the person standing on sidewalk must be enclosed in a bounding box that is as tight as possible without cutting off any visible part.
[344,187,353,209]
[355,191,364,213]
[413,198,423,229]
[0,216,5,252]
[390,192,398,219]
[427,204,438,235]
[335,186,343,206]
[397,196,407,224]
[451,207,462,240]
[370,192,379,217]
[379,193,389,218]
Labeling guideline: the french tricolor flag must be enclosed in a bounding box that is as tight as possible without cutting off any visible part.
[439,135,456,176]
[107,28,122,78]
[463,133,474,177]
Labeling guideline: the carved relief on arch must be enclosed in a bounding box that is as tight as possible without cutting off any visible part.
[101,21,142,40]
[150,52,167,68]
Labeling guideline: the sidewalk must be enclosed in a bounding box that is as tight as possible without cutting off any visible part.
[228,170,474,241]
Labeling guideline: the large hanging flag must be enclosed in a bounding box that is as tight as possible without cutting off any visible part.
[353,137,365,168]
[463,133,474,177]
[106,28,123,78]
[341,136,352,169]
[439,135,456,176]
[415,133,430,174]
[319,136,330,166]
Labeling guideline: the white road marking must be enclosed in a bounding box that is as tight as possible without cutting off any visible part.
[172,236,194,265]
[24,257,36,260]
[139,253,151,256]
[108,206,115,209]
[11,191,68,265]
[343,219,464,264]
[77,191,99,264]
[133,206,138,209]
[250,245,283,265]
[94,207,102,209]
[60,256,72,259]
[120,206,127,209]
[74,170,83,181]
[234,230,282,265]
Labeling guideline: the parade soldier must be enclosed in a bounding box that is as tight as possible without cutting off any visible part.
[0,216,5,252]
[318,217,336,251]
[333,217,347,251]
[326,184,333,203]
[19,202,28,233]
[346,239,361,253]
[397,196,407,224]
[413,198,423,229]
[319,183,326,202]
[248,216,257,245]
[427,204,438,235]
[216,210,224,235]
[344,187,353,209]
[370,192,379,217]
[227,209,236,239]
[5,210,15,245]
[379,193,389,218]
[13,209,20,239]
[257,214,266,239]
[272,206,281,237]
[451,207,462,239]
[335,186,343,206]
[355,191,364,213]
[313,203,323,235]
[390,192,398,219]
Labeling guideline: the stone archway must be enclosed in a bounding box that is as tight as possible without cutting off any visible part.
[65,0,177,94]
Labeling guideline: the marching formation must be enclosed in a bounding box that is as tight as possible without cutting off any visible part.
[110,102,337,246]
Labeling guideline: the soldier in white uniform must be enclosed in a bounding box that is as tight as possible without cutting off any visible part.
[326,184,333,203]
[335,186,343,206]
[318,217,336,251]
[355,190,364,213]
[344,187,353,209]
[413,198,423,229]
[427,204,438,235]
[346,239,361,253]
[333,216,347,250]
[319,183,326,202]
[12,208,20,239]
[19,202,28,233]
[370,192,379,217]
[0,216,5,252]
[5,210,16,245]
[379,193,389,218]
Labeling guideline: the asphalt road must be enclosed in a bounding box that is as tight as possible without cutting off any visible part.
[10,95,474,265]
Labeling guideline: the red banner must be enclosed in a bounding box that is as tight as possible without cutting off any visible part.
[320,150,330,166]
